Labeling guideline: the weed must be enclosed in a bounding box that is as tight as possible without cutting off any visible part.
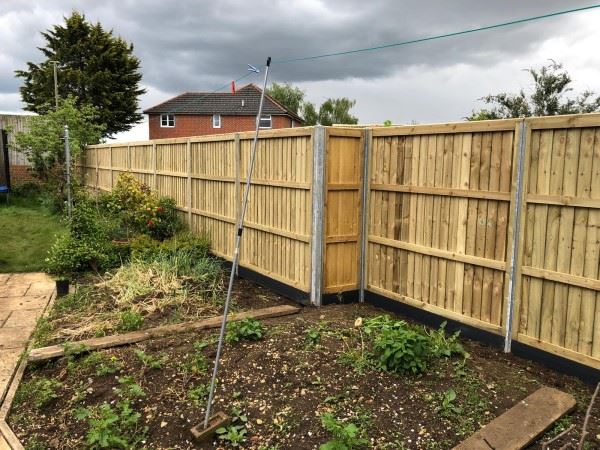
[118,310,144,331]
[75,400,147,449]
[305,327,322,346]
[63,342,90,358]
[226,318,264,343]
[14,378,62,410]
[549,415,573,436]
[31,316,53,347]
[187,383,210,406]
[319,412,369,450]
[373,325,430,375]
[69,352,121,376]
[24,437,46,450]
[216,406,248,447]
[115,376,145,400]
[133,349,165,369]
[426,322,469,359]
[437,389,462,417]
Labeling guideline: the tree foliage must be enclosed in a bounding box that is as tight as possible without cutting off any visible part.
[16,11,145,137]
[318,98,359,126]
[467,62,600,120]
[266,82,359,126]
[13,96,104,207]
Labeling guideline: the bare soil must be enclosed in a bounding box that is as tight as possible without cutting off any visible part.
[10,289,598,449]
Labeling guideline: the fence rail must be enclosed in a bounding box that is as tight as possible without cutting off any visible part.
[82,114,600,370]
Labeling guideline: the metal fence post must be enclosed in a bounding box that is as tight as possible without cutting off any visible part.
[504,119,527,353]
[359,128,372,303]
[310,126,327,307]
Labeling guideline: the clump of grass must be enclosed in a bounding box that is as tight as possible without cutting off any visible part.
[118,310,144,331]
[14,378,63,410]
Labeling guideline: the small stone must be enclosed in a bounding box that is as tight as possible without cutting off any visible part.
[161,421,168,428]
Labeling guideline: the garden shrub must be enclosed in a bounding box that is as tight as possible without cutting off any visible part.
[104,173,181,240]
[45,194,124,277]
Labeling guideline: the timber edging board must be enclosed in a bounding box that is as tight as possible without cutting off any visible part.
[28,305,301,362]
[452,386,576,450]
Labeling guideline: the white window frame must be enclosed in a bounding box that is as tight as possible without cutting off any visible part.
[160,114,175,128]
[212,114,221,128]
[259,114,272,129]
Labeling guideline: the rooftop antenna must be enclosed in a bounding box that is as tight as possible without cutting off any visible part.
[197,56,272,440]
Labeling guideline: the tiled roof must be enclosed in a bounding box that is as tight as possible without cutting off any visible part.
[143,84,303,122]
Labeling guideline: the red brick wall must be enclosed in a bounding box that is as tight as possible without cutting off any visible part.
[8,165,36,185]
[148,114,297,139]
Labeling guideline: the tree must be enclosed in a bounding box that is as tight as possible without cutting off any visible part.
[266,82,359,125]
[16,11,145,137]
[318,98,359,126]
[467,62,600,120]
[267,82,305,115]
[14,96,104,209]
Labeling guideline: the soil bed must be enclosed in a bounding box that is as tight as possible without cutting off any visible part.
[11,298,597,449]
[34,275,290,347]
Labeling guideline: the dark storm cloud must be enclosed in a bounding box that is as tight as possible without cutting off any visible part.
[0,0,592,105]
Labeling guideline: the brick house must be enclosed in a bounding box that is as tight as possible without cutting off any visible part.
[144,84,303,139]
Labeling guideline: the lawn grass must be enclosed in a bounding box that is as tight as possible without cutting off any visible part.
[0,195,66,273]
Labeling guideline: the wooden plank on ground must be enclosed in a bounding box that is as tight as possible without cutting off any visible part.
[453,386,576,450]
[28,305,301,362]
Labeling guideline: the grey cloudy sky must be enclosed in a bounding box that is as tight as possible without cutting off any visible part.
[1,1,600,141]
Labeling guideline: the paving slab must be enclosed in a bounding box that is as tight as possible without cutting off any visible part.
[0,285,30,298]
[3,309,44,329]
[0,296,50,312]
[25,281,55,297]
[0,328,32,351]
[453,386,576,450]
[9,273,48,283]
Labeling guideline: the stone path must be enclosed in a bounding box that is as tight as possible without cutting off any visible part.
[0,273,54,448]
[0,273,54,403]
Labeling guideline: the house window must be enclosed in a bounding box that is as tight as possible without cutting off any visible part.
[160,114,175,127]
[212,114,221,128]
[259,115,272,129]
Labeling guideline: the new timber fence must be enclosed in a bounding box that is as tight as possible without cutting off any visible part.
[82,114,600,370]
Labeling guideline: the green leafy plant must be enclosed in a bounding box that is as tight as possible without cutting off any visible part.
[319,413,369,450]
[437,389,462,417]
[133,349,164,369]
[216,407,248,447]
[426,322,469,359]
[187,383,210,406]
[115,376,145,400]
[71,352,121,376]
[118,310,144,331]
[373,325,430,375]
[226,318,264,343]
[74,400,147,449]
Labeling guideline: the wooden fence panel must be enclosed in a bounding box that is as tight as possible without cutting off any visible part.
[324,129,363,294]
[84,129,315,293]
[238,131,313,290]
[516,117,600,368]
[366,121,518,333]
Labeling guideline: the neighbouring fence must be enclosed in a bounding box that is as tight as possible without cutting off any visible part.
[82,114,600,370]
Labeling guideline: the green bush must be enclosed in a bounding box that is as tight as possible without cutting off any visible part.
[130,232,211,262]
[104,173,181,240]
[373,324,431,375]
[45,193,125,277]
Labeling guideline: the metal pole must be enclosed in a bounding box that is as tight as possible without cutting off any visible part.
[358,129,371,303]
[504,119,526,353]
[204,57,271,429]
[64,125,72,220]
[52,61,59,110]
